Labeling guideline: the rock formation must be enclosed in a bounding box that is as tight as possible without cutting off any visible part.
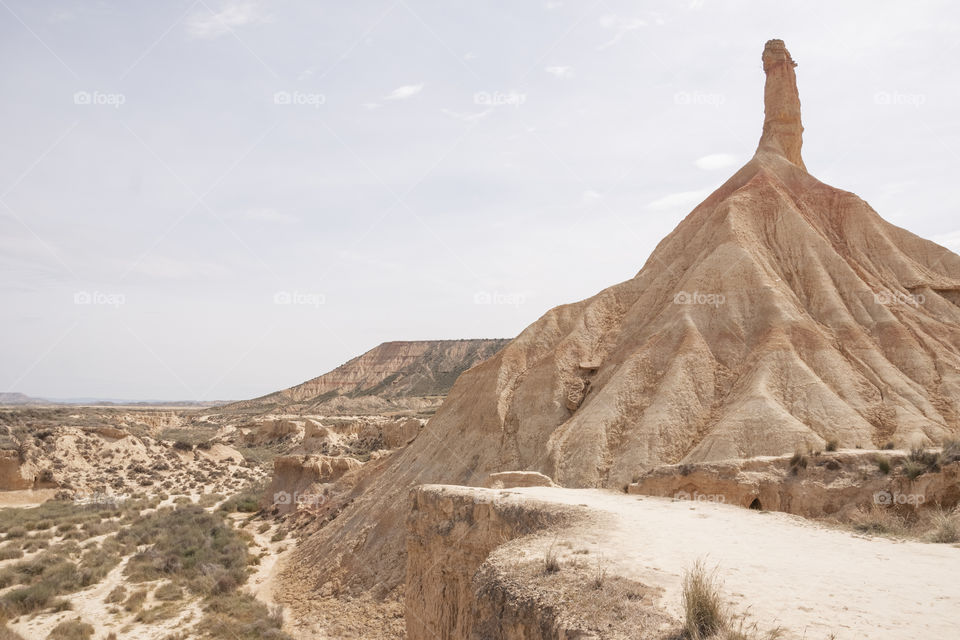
[225,339,509,415]
[285,39,960,606]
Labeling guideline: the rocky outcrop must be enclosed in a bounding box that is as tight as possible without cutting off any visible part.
[406,485,676,640]
[758,38,805,169]
[225,339,509,415]
[263,454,363,513]
[0,449,37,490]
[241,419,301,444]
[483,471,556,489]
[628,450,960,517]
[405,485,574,640]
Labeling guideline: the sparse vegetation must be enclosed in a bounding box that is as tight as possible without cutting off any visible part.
[45,618,93,640]
[875,456,891,474]
[902,460,925,480]
[590,555,606,590]
[682,560,725,640]
[218,485,263,514]
[543,540,561,574]
[195,593,289,640]
[825,439,838,452]
[681,560,784,640]
[105,585,126,604]
[788,451,808,474]
[928,510,960,544]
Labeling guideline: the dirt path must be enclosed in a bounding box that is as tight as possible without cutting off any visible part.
[508,487,960,640]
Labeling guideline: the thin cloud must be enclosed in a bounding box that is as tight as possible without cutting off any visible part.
[384,84,424,100]
[597,15,646,50]
[646,190,708,212]
[695,153,738,170]
[186,2,266,39]
[545,66,573,78]
[441,108,491,123]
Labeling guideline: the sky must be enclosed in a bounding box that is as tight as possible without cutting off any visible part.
[2,0,959,401]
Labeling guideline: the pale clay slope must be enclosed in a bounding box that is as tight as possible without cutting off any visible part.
[469,486,960,640]
[284,39,960,600]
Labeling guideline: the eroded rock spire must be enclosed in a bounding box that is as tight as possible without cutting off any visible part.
[757,39,805,170]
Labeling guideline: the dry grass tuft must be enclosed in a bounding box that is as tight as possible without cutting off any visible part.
[682,560,726,640]
[543,540,561,574]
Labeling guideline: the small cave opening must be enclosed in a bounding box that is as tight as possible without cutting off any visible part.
[748,497,763,511]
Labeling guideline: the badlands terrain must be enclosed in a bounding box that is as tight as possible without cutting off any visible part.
[2,39,960,640]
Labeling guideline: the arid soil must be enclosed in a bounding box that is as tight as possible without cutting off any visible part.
[408,484,960,639]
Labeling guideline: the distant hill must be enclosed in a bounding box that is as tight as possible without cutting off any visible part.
[224,339,510,415]
[0,392,48,405]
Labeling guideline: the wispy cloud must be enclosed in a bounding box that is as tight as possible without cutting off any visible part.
[186,2,267,39]
[384,83,424,101]
[441,108,491,123]
[646,189,708,212]
[545,66,573,78]
[597,15,646,50]
[695,153,738,170]
[544,1,563,9]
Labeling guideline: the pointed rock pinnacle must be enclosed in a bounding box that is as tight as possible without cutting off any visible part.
[757,39,805,170]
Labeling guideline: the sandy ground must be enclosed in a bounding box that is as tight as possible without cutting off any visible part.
[231,514,302,638]
[504,487,960,640]
[0,489,59,508]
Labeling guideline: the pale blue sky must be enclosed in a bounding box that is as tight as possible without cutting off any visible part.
[2,0,959,400]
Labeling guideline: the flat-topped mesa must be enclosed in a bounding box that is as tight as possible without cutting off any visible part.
[757,39,805,170]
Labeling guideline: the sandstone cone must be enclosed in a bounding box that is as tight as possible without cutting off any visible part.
[287,40,960,595]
